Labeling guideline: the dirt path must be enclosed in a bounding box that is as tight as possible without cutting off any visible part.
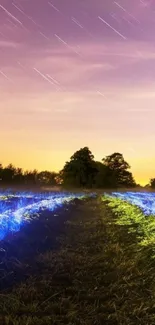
[1,198,155,324]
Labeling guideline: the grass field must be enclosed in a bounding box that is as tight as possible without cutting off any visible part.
[0,190,155,324]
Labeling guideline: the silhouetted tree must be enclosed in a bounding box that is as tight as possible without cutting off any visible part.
[55,173,63,185]
[94,162,115,188]
[13,167,24,184]
[150,178,155,188]
[37,171,57,185]
[24,170,38,185]
[2,164,16,183]
[61,147,97,188]
[102,153,136,188]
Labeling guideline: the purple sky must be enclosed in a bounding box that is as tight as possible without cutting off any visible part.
[0,0,155,184]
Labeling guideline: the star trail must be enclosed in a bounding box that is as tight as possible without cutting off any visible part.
[0,0,155,185]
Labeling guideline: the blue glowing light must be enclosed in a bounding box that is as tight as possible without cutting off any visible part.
[108,192,155,216]
[0,191,87,240]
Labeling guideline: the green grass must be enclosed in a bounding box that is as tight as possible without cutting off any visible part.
[102,195,155,248]
[1,197,155,324]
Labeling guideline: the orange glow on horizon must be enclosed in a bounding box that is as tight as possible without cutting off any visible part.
[0,144,154,186]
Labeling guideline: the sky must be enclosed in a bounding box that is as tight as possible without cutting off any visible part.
[0,0,155,185]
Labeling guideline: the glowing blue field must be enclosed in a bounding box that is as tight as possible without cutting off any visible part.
[0,191,87,240]
[110,192,155,216]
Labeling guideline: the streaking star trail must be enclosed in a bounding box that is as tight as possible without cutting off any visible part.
[98,16,127,40]
[0,0,155,185]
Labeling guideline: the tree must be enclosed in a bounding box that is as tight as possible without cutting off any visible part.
[61,147,97,188]
[2,164,16,183]
[94,162,114,188]
[150,178,155,188]
[55,173,63,185]
[119,170,136,188]
[13,167,24,184]
[102,153,136,188]
[37,171,57,185]
[103,152,130,171]
[24,169,38,185]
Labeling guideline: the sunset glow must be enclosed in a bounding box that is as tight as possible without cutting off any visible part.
[0,0,155,185]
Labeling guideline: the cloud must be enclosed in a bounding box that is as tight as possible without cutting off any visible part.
[0,41,115,92]
[1,38,155,94]
[0,40,18,48]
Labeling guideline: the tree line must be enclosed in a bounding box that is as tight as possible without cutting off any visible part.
[0,147,154,189]
[0,164,58,186]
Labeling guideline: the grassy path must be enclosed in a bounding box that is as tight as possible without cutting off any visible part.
[1,198,155,324]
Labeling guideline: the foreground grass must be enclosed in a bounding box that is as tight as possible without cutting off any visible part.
[1,198,155,324]
[102,195,155,248]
